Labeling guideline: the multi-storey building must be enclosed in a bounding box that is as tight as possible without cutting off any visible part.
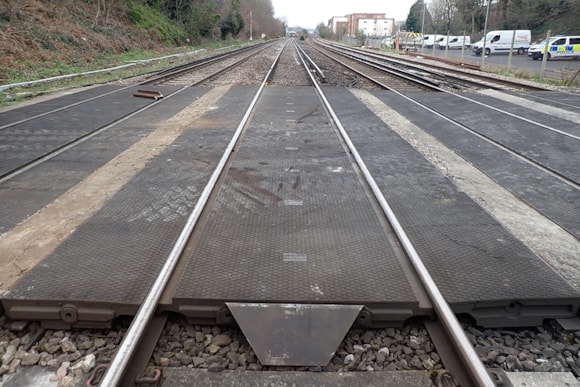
[328,13,395,37]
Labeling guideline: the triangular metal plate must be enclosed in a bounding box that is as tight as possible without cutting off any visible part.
[226,303,363,366]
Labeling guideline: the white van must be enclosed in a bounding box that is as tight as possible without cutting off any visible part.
[472,30,531,55]
[438,36,471,49]
[528,36,580,60]
[423,34,445,48]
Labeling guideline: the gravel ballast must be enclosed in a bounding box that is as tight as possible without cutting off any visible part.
[1,314,579,385]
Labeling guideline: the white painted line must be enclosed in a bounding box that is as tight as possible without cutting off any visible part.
[283,253,308,262]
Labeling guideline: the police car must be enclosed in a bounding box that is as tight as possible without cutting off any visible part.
[528,35,580,60]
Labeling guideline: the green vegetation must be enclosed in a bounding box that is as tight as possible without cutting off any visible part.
[124,0,283,42]
[188,1,221,42]
[0,43,244,107]
[220,0,245,39]
[128,2,188,45]
[0,0,288,107]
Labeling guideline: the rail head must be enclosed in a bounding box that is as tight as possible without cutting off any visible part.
[98,39,291,387]
[296,40,496,387]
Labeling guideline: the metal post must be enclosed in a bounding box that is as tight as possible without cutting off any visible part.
[540,30,551,80]
[507,29,516,70]
[420,0,426,54]
[480,0,492,69]
[461,29,466,61]
[250,10,253,41]
[445,31,450,58]
[432,31,437,56]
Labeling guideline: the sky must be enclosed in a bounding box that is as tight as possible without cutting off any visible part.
[270,0,419,30]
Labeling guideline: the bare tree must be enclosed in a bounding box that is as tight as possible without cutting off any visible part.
[455,0,485,35]
[506,0,536,29]
[497,0,508,20]
[429,0,458,33]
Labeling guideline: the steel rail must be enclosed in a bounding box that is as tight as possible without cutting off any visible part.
[0,86,133,131]
[521,92,580,110]
[0,47,215,92]
[98,39,291,387]
[314,39,491,91]
[313,41,449,90]
[294,43,326,82]
[318,38,549,92]
[142,45,253,79]
[0,44,279,184]
[308,40,456,94]
[143,41,275,85]
[294,40,496,387]
[302,41,393,90]
[316,40,578,142]
[323,46,443,90]
[0,89,180,184]
[308,42,579,190]
[0,42,270,131]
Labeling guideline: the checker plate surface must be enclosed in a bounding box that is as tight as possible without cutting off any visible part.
[371,91,580,238]
[174,87,418,305]
[406,93,579,182]
[2,87,257,305]
[0,85,181,177]
[325,88,579,305]
[0,87,208,234]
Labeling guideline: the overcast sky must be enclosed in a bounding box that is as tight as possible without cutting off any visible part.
[270,0,419,29]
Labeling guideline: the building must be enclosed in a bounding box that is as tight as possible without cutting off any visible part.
[346,13,386,36]
[328,13,395,38]
[357,18,396,37]
[328,16,348,34]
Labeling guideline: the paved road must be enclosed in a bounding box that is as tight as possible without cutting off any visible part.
[419,46,580,81]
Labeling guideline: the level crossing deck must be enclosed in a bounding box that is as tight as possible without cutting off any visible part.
[1,85,579,329]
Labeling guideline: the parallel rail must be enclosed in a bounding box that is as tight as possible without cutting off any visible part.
[317,39,549,92]
[3,38,575,386]
[296,40,494,387]
[97,38,495,387]
[0,42,278,184]
[306,39,579,191]
[0,42,270,132]
[98,38,293,387]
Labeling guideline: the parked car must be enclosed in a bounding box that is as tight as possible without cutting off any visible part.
[423,34,444,48]
[528,35,580,60]
[473,30,531,55]
[437,35,471,49]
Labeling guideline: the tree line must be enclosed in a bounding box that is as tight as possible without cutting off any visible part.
[405,0,580,39]
[131,0,285,42]
[0,0,286,43]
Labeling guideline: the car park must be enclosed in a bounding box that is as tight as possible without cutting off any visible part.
[473,30,531,55]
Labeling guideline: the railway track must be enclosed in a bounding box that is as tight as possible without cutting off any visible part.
[0,38,579,386]
[145,41,279,86]
[0,42,278,184]
[303,39,579,239]
[94,39,494,387]
[316,39,550,92]
[306,41,439,92]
